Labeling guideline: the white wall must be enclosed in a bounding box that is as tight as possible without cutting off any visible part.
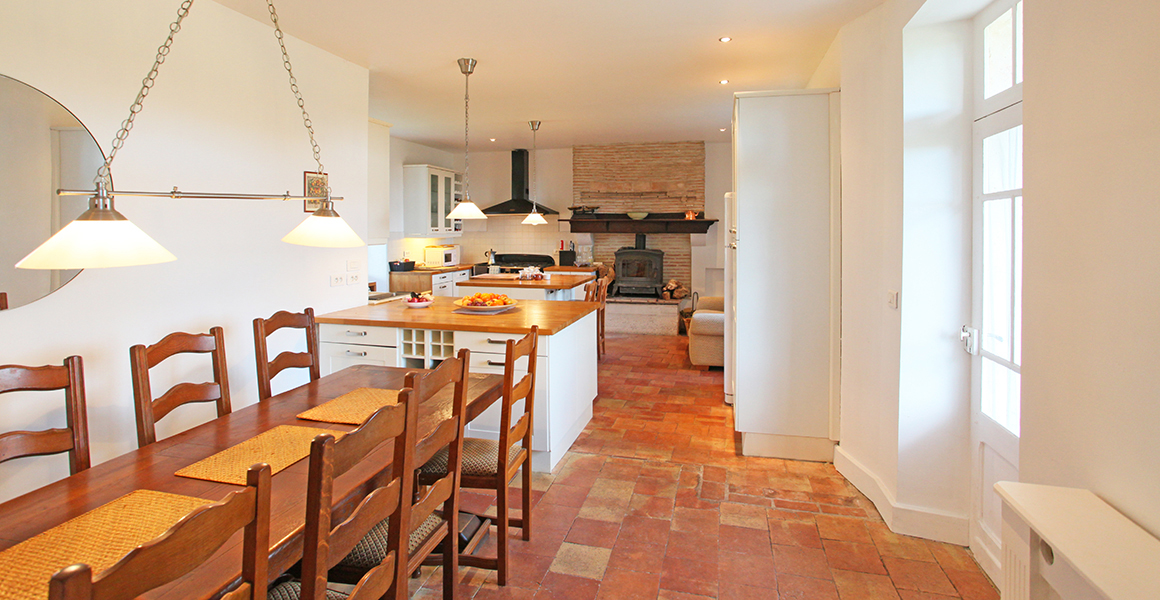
[898,17,973,534]
[0,0,368,502]
[832,0,911,530]
[1021,0,1160,539]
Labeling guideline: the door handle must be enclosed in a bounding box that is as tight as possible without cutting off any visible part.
[345,350,368,357]
[485,338,508,345]
[345,330,368,336]
[960,326,978,355]
[487,360,505,366]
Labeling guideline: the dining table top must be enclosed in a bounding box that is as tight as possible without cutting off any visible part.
[0,365,502,600]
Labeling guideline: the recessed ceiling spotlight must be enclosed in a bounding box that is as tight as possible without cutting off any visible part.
[720,128,727,132]
[720,80,729,85]
[490,138,496,142]
[719,37,732,43]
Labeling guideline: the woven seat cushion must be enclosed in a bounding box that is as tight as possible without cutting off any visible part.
[267,580,349,600]
[339,512,444,570]
[419,438,524,478]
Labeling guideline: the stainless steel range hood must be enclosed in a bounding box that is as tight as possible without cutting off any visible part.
[481,149,559,216]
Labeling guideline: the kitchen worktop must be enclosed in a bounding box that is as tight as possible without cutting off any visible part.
[457,273,595,291]
[409,263,475,273]
[317,296,597,335]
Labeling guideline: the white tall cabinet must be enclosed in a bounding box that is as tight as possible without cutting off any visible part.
[729,89,841,461]
[403,164,463,237]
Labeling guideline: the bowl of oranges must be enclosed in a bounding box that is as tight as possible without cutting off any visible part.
[454,292,518,313]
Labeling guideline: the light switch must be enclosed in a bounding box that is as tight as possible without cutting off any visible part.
[887,290,900,310]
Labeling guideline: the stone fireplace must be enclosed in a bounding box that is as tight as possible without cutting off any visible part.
[572,141,705,289]
[612,234,664,296]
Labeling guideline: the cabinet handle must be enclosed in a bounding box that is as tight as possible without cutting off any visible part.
[346,351,368,357]
[346,330,368,336]
[485,338,508,345]
[486,360,505,366]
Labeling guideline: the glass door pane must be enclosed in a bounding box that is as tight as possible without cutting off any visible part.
[429,173,439,231]
[443,174,452,231]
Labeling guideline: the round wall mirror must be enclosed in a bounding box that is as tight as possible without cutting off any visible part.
[0,74,104,310]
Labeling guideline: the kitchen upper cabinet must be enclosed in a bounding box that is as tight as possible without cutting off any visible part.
[403,164,462,237]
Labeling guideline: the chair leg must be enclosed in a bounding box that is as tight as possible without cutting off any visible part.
[496,477,509,586]
[443,506,459,599]
[521,463,532,541]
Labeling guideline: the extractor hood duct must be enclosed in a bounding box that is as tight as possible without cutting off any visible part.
[481,149,559,216]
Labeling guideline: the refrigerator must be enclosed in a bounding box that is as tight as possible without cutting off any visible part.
[728,89,841,462]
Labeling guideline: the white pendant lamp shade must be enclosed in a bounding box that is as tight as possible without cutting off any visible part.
[282,204,365,248]
[16,216,176,270]
[447,200,487,220]
[522,211,548,225]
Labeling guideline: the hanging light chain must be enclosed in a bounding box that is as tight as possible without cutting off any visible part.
[463,69,471,200]
[266,0,324,175]
[97,0,195,187]
[530,120,540,210]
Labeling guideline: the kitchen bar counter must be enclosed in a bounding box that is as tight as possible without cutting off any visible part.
[318,296,595,335]
[457,273,594,301]
[316,297,598,471]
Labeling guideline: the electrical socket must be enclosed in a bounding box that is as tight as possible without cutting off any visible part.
[330,273,345,287]
[347,259,360,272]
[346,273,361,286]
[402,250,412,259]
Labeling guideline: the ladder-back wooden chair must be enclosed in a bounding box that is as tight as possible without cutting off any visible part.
[49,463,271,600]
[329,349,470,600]
[0,355,90,475]
[130,327,231,447]
[280,398,418,600]
[419,327,538,585]
[253,308,320,400]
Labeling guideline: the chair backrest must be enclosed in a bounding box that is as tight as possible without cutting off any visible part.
[583,280,598,302]
[130,327,231,448]
[0,355,90,474]
[49,463,272,600]
[405,350,469,555]
[253,308,320,400]
[299,397,418,600]
[498,327,538,470]
[0,292,8,310]
[597,276,611,306]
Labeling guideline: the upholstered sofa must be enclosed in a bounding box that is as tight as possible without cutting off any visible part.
[688,295,724,367]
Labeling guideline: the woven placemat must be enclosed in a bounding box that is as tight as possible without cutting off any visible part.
[175,425,343,485]
[0,490,210,600]
[297,387,401,425]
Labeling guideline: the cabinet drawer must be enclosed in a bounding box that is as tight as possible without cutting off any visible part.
[455,331,526,355]
[433,272,454,284]
[319,323,396,347]
[432,282,454,297]
[452,269,471,282]
[319,342,397,376]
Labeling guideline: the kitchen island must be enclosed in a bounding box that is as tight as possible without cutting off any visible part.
[457,273,595,301]
[316,297,597,472]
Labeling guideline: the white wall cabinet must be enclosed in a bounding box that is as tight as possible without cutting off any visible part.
[403,164,462,237]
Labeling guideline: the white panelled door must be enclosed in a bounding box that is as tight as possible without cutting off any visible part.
[966,0,1023,582]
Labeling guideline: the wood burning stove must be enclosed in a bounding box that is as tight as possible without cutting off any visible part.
[612,234,664,297]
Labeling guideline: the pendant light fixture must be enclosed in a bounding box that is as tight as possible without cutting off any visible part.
[445,58,488,221]
[522,120,547,226]
[15,0,362,271]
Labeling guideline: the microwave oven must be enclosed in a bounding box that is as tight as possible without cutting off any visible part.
[424,245,460,267]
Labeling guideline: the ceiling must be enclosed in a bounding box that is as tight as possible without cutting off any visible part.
[214,0,882,151]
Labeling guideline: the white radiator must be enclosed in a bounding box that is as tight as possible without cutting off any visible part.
[995,482,1160,600]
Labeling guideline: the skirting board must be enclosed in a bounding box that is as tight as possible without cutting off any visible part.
[834,445,969,545]
[741,432,835,462]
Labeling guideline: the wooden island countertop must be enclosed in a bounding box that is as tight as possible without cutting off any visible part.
[316,296,597,335]
[457,273,595,291]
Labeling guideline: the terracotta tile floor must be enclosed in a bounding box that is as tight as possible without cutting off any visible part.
[408,333,998,599]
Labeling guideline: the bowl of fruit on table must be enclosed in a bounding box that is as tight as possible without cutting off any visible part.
[405,292,433,308]
[454,292,518,312]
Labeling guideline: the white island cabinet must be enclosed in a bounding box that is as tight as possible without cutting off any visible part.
[456,273,595,302]
[317,297,598,472]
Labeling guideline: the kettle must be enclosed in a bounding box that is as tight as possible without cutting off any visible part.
[485,249,496,265]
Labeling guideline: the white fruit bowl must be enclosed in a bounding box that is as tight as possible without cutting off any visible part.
[405,300,433,309]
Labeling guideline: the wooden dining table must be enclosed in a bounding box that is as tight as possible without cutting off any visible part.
[0,364,502,600]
